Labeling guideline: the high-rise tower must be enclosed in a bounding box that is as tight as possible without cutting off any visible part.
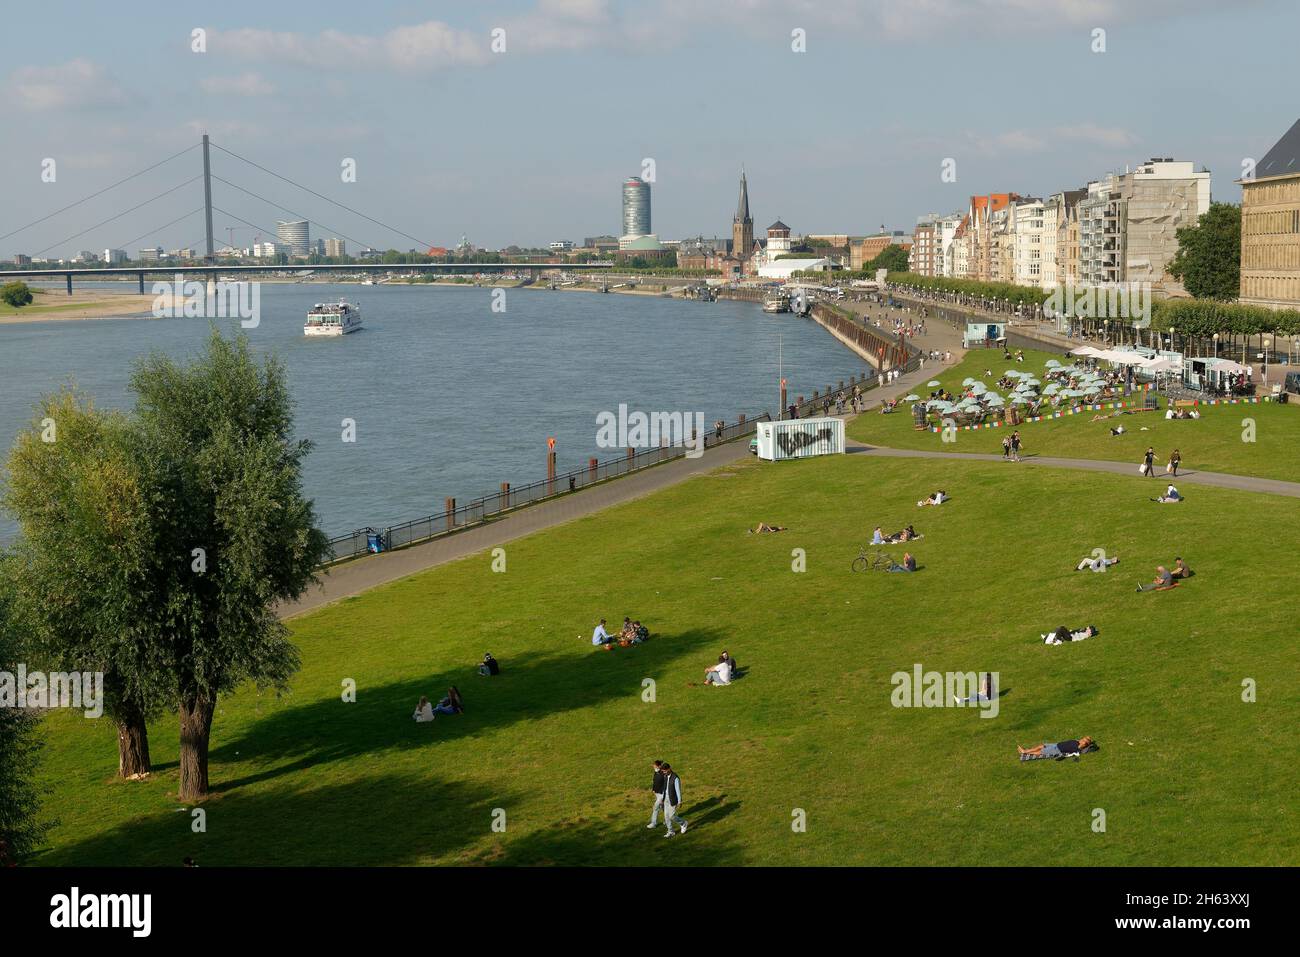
[622,177,651,238]
[732,169,754,259]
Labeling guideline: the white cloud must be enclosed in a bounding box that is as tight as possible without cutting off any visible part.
[8,59,129,111]
[213,22,491,72]
[1053,123,1138,149]
[199,72,274,96]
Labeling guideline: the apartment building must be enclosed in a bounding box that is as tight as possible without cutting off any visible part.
[1238,119,1300,308]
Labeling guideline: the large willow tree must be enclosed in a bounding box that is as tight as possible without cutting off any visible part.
[3,392,170,778]
[130,329,329,800]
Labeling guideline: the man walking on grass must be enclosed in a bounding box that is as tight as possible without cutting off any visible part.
[661,763,688,837]
[647,760,667,829]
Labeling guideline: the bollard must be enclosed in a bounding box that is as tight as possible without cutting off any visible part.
[445,497,455,532]
[547,447,556,496]
[500,482,510,510]
[588,457,598,481]
[738,413,746,427]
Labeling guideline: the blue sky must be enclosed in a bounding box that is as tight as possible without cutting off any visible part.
[1,0,1294,257]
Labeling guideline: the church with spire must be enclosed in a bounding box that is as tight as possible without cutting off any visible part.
[732,169,754,260]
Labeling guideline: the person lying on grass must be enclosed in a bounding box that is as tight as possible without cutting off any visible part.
[1075,554,1119,572]
[1137,566,1177,592]
[885,525,920,544]
[1042,624,1098,644]
[749,522,787,533]
[1152,485,1182,504]
[1018,736,1094,759]
[917,490,948,507]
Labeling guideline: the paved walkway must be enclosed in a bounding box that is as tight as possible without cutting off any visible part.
[846,442,1300,498]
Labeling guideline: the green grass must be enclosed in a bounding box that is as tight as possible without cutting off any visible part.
[850,346,1300,481]
[29,452,1299,866]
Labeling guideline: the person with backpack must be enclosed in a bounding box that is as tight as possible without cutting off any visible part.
[647,760,667,829]
[661,763,687,837]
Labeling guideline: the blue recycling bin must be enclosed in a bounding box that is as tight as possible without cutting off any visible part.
[366,529,384,553]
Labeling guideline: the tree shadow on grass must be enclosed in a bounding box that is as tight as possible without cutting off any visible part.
[35,773,523,867]
[208,628,723,794]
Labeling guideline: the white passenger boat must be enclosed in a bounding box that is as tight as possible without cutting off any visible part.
[304,300,363,336]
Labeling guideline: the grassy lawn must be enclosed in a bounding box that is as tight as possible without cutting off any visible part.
[30,452,1298,866]
[849,345,1300,481]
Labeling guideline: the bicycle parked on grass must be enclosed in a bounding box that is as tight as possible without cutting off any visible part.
[851,548,897,573]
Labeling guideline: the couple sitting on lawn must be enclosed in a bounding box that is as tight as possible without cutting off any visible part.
[703,651,738,686]
[917,490,948,508]
[413,686,463,722]
[1137,558,1192,592]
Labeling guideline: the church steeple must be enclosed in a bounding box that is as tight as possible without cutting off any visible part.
[735,168,752,225]
[732,167,754,259]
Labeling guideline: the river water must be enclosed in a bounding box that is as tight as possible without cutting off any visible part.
[1,282,871,540]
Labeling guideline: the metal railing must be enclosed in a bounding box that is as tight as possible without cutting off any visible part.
[321,410,779,564]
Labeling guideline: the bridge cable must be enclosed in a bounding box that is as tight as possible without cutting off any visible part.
[208,140,432,250]
[0,143,201,244]
[34,175,204,257]
[211,175,375,253]
[118,207,207,253]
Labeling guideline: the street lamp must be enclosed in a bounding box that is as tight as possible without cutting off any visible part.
[1169,326,1176,353]
[1212,332,1219,358]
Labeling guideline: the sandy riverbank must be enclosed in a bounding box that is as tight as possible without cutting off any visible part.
[0,290,157,324]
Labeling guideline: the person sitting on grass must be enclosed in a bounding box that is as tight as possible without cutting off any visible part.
[1018,736,1094,759]
[704,653,733,686]
[1137,566,1176,592]
[591,618,615,646]
[633,620,649,643]
[619,617,635,641]
[1152,485,1182,504]
[1042,624,1098,644]
[478,653,500,677]
[887,552,917,573]
[1109,424,1126,436]
[749,522,787,533]
[1171,557,1192,579]
[413,696,435,723]
[431,687,463,715]
[917,490,948,508]
[871,526,885,545]
[1075,554,1119,572]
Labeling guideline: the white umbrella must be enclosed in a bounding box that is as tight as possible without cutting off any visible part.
[1045,359,1062,367]
[1011,395,1029,404]
[984,394,1005,406]
[970,382,988,394]
[927,380,942,387]
[962,377,977,386]
[904,394,920,401]
[1042,383,1061,394]
[1071,345,1103,357]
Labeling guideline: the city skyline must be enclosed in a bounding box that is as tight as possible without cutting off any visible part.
[1,0,1294,258]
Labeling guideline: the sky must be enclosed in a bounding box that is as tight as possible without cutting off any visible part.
[1,0,1295,258]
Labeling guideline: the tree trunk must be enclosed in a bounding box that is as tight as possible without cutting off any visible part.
[178,692,216,801]
[116,709,151,778]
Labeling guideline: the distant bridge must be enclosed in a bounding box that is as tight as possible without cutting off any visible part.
[1,261,615,294]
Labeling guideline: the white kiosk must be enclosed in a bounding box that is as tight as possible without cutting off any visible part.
[754,417,846,461]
